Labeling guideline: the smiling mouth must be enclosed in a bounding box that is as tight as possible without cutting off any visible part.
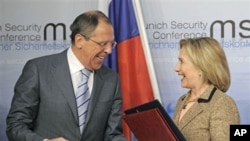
[97,56,104,60]
[179,74,185,80]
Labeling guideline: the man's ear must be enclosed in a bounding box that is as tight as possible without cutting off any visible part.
[74,34,85,49]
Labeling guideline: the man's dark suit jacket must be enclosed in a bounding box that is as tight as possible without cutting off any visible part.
[6,49,127,141]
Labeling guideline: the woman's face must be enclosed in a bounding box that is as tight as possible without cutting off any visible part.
[175,48,202,89]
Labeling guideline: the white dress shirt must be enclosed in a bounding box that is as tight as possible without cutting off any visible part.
[67,47,93,95]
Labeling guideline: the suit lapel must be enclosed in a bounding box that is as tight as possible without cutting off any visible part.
[50,50,78,122]
[178,86,215,130]
[178,104,203,130]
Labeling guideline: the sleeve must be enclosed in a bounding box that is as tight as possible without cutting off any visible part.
[210,95,240,141]
[104,75,127,141]
[6,60,44,141]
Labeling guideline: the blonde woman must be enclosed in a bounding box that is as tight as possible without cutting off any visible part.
[173,37,240,141]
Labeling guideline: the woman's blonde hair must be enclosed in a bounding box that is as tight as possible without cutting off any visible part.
[179,37,230,92]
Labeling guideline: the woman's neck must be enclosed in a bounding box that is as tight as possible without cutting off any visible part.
[190,83,211,99]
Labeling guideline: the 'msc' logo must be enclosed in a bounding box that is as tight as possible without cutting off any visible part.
[44,23,66,40]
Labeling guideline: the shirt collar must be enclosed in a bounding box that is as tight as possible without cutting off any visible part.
[67,47,84,74]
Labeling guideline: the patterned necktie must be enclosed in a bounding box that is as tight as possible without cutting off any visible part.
[76,68,91,134]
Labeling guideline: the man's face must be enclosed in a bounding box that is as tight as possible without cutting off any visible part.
[76,20,115,71]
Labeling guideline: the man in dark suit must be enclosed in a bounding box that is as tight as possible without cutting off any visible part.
[6,10,127,141]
